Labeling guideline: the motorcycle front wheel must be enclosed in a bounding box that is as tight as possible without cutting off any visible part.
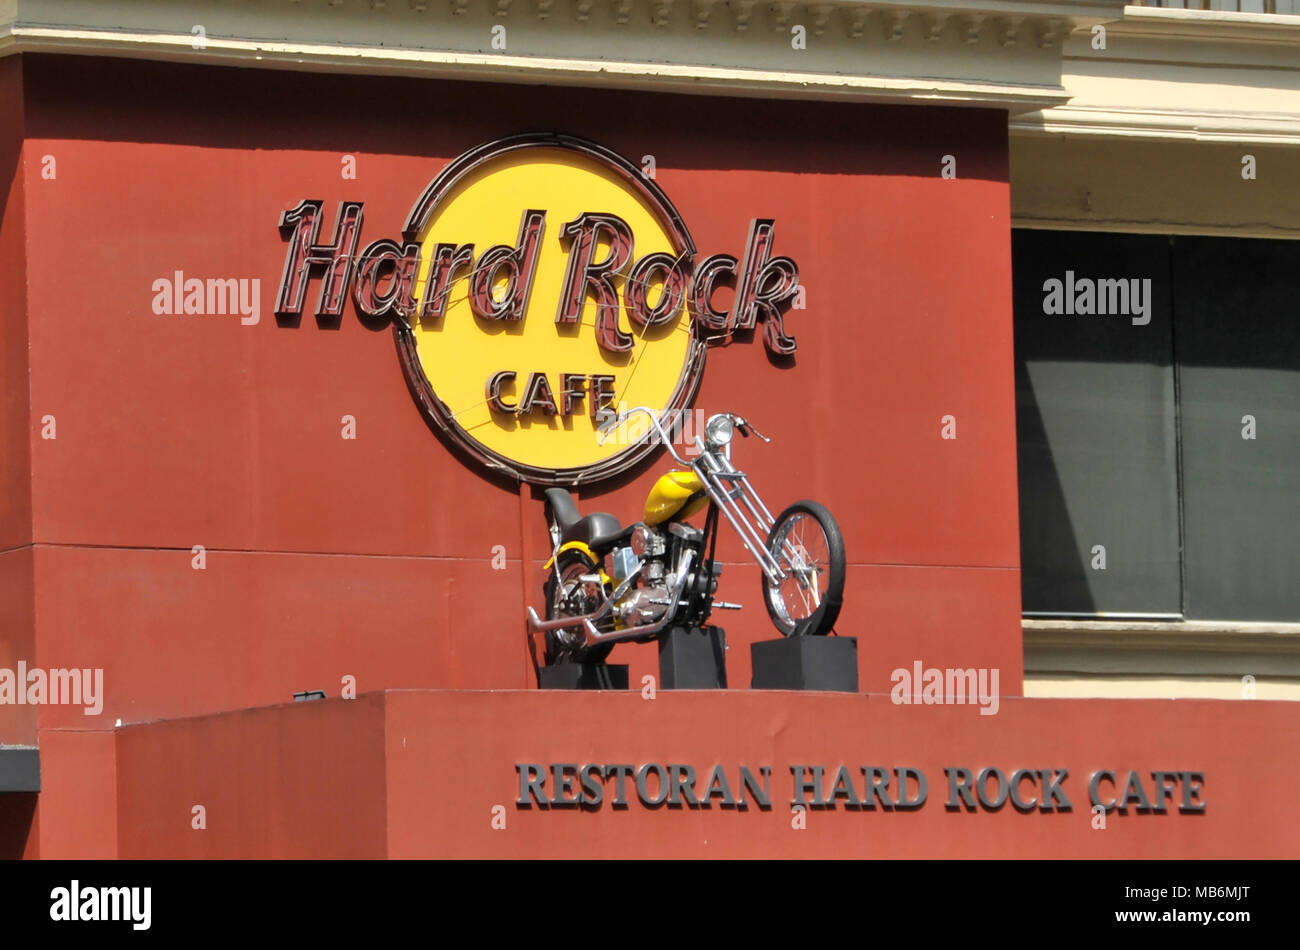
[761,500,845,637]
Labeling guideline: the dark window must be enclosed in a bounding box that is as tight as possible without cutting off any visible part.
[1012,231,1181,616]
[1012,230,1300,622]
[1174,237,1300,620]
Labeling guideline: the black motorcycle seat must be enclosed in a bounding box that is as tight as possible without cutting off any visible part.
[544,489,633,555]
[544,488,581,530]
[568,513,630,554]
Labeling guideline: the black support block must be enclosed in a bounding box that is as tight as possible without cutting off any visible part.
[658,625,727,689]
[537,663,629,690]
[751,636,858,692]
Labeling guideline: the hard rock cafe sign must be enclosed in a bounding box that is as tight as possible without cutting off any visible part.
[274,133,802,485]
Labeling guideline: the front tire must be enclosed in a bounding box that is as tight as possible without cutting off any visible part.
[761,500,845,636]
[542,551,615,664]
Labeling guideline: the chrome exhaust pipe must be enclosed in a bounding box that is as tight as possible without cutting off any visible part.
[577,551,694,647]
[526,552,695,649]
[526,606,610,635]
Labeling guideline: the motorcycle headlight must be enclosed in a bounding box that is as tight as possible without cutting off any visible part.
[705,413,734,447]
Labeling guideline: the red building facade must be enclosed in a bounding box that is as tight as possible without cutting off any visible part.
[0,52,1295,859]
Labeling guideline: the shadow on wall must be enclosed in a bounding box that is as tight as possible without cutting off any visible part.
[19,54,1009,182]
[1013,367,1096,615]
[0,793,37,859]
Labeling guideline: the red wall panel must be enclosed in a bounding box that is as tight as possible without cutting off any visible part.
[382,691,1299,859]
[0,548,36,746]
[32,545,529,729]
[110,690,1300,858]
[115,694,388,859]
[15,55,1020,750]
[31,728,116,859]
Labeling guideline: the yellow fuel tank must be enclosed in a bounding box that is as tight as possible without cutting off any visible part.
[644,470,708,526]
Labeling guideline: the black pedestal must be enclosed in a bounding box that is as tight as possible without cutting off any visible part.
[537,663,629,690]
[751,636,858,692]
[658,625,727,689]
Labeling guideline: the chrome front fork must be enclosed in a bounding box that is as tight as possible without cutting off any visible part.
[694,448,786,585]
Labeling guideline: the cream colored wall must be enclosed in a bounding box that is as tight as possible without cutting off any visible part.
[1011,7,1300,236]
[1010,135,1300,237]
[1024,619,1300,701]
[1026,674,1300,699]
[1011,11,1299,699]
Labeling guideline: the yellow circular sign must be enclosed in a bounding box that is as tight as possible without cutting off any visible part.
[395,134,705,485]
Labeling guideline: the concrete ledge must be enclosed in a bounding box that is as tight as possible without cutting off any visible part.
[0,747,40,793]
[109,688,1300,858]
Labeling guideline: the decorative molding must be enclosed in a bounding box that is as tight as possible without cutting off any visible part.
[1012,104,1300,145]
[732,0,756,31]
[846,7,870,37]
[809,3,835,35]
[0,0,1134,44]
[1023,619,1300,678]
[920,11,947,40]
[0,24,1074,109]
[999,14,1023,45]
[1112,5,1300,46]
[1035,16,1068,47]
[881,8,908,40]
[0,0,1151,114]
[769,1,795,32]
[960,12,984,42]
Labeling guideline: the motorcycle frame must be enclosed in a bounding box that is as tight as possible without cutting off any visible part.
[525,407,791,651]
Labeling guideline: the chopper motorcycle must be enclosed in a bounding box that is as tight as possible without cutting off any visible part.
[526,407,845,666]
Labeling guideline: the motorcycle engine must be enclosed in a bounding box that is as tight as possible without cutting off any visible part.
[612,525,671,627]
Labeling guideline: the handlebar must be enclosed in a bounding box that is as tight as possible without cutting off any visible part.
[596,407,771,461]
[596,406,691,466]
[731,416,771,443]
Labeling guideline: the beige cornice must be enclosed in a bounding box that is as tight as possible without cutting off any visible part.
[1115,4,1300,46]
[0,25,1074,108]
[1024,619,1300,677]
[1012,5,1300,144]
[0,0,1126,111]
[1014,104,1300,144]
[5,0,1294,140]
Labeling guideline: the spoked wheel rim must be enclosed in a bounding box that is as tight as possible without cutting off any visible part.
[552,560,589,617]
[766,512,832,632]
